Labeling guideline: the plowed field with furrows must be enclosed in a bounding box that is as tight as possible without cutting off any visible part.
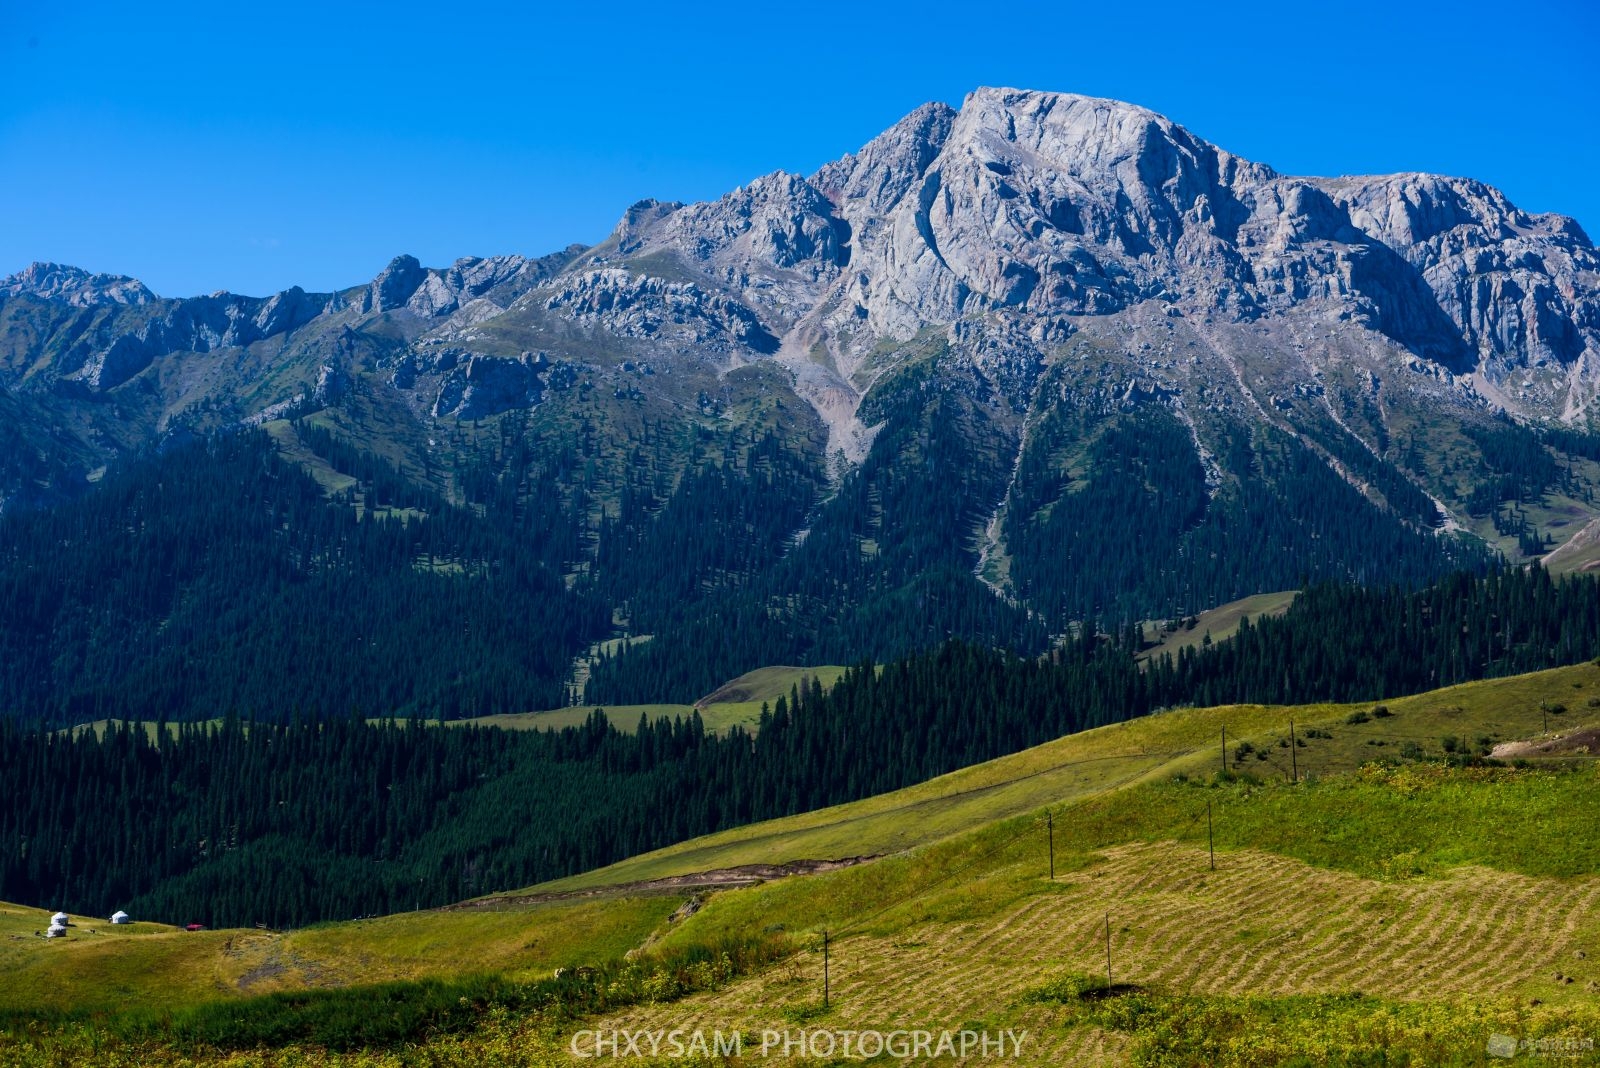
[597,842,1600,1064]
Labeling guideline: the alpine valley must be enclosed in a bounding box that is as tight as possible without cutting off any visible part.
[10,87,1600,1068]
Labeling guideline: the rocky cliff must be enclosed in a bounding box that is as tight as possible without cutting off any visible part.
[3,87,1598,634]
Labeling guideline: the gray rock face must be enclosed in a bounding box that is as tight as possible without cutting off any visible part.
[654,171,849,280]
[389,345,550,420]
[601,86,1597,434]
[4,85,1598,544]
[68,286,330,391]
[544,268,779,353]
[1323,174,1599,371]
[614,199,685,254]
[404,255,532,317]
[5,248,567,406]
[1,262,155,306]
[812,87,1571,368]
[814,102,957,221]
[602,173,851,338]
[364,255,428,313]
[824,89,1273,333]
[427,351,546,420]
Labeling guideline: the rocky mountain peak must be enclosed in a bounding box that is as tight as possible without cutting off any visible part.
[538,87,1596,458]
[951,87,1272,184]
[365,254,428,312]
[818,88,1278,334]
[615,170,849,287]
[789,87,1596,381]
[614,199,685,253]
[1,262,156,307]
[812,100,956,218]
[404,254,532,317]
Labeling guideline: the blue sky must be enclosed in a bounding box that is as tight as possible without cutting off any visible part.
[2,0,1595,298]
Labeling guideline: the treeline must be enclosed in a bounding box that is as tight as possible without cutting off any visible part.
[0,712,774,928]
[0,432,606,724]
[1158,566,1600,706]
[1003,411,1490,627]
[7,565,1597,927]
[291,420,432,511]
[585,370,1504,704]
[5,360,1566,717]
[0,633,1165,928]
[585,357,1050,703]
[1463,417,1600,515]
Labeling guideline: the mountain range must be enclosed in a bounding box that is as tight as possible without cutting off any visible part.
[3,87,1599,714]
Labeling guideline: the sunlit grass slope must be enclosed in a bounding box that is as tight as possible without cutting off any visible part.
[532,660,1600,893]
[457,665,846,735]
[9,664,1600,1066]
[1137,589,1298,661]
[0,896,676,1016]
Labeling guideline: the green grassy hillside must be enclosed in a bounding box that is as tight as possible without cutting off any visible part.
[0,895,676,1018]
[7,664,1600,1065]
[691,664,849,731]
[529,660,1600,893]
[1544,516,1600,574]
[1137,590,1298,661]
[459,704,694,733]
[456,665,847,735]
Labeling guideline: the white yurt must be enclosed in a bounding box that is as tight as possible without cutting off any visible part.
[45,923,67,939]
[111,910,131,925]
[50,911,69,927]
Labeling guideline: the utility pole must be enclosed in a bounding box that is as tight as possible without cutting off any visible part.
[1289,720,1298,782]
[1207,800,1215,871]
[1047,811,1055,881]
[1104,912,1113,989]
[823,929,830,1008]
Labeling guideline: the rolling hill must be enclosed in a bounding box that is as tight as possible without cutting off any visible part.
[5,664,1600,1065]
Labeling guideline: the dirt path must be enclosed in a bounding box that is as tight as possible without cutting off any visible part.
[1491,724,1600,759]
[440,856,883,911]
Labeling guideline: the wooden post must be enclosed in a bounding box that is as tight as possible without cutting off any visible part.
[1289,720,1298,782]
[1047,810,1055,881]
[823,929,830,1008]
[1220,727,1227,777]
[1104,912,1113,989]
[1207,800,1215,871]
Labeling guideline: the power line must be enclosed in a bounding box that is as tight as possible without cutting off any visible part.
[829,756,1178,940]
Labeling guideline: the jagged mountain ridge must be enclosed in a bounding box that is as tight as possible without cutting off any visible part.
[0,262,156,308]
[5,90,1596,453]
[7,91,1594,439]
[3,87,1599,705]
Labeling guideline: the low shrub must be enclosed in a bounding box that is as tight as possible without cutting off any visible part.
[108,933,788,1053]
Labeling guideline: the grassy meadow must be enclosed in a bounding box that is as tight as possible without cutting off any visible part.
[5,663,1600,1064]
[531,660,1600,893]
[458,665,848,736]
[1137,590,1298,661]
